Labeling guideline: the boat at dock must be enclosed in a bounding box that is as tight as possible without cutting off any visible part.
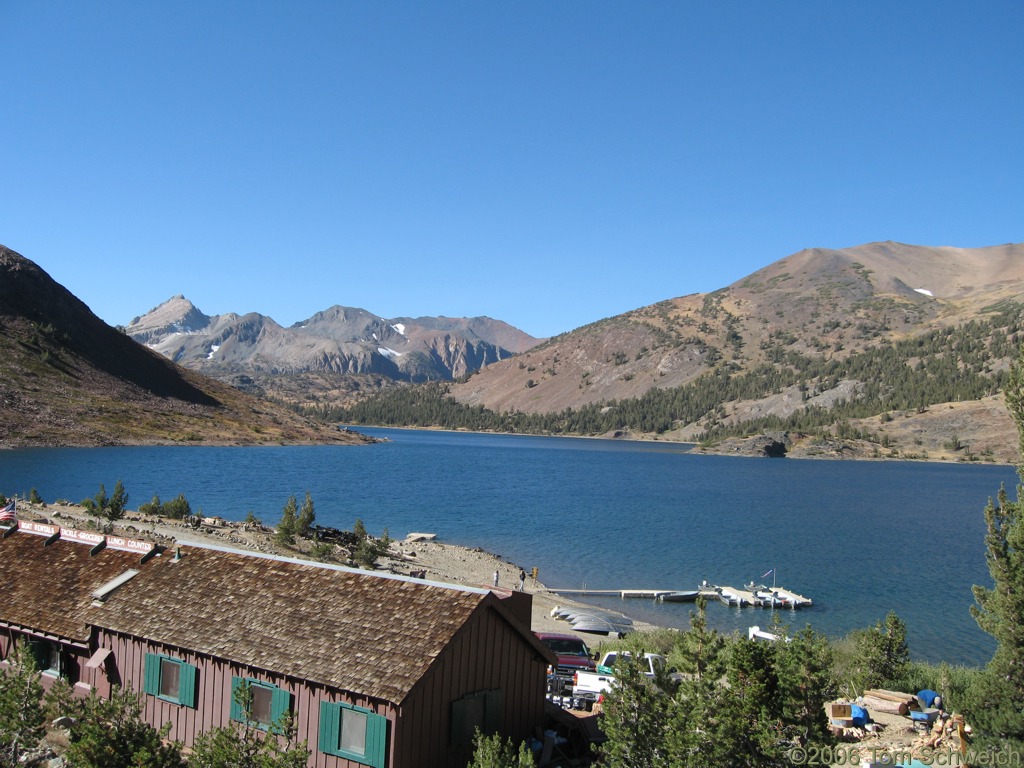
[717,586,760,607]
[657,590,700,603]
[745,581,813,608]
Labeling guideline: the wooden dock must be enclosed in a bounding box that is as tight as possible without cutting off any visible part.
[547,584,810,607]
[548,588,672,598]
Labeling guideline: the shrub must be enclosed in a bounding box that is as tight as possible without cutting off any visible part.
[468,729,535,767]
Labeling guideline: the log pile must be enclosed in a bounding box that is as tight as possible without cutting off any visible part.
[862,688,917,716]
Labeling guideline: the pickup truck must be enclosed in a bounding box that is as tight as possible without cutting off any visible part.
[534,632,597,694]
[571,651,666,707]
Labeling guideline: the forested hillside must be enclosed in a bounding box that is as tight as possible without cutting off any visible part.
[327,302,1022,462]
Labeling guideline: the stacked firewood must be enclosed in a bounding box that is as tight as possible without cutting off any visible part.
[913,711,970,754]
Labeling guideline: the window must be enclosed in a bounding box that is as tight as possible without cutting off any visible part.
[231,677,291,730]
[319,701,387,768]
[143,653,197,707]
[27,639,61,677]
[450,689,502,747]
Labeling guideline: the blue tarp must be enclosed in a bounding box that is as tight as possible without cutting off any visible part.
[849,703,869,727]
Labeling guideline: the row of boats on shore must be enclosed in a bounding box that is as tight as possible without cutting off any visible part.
[657,581,813,609]
[550,605,635,636]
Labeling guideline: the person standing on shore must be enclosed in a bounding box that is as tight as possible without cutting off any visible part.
[518,569,526,591]
[493,569,499,587]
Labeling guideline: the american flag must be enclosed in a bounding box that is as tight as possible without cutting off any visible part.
[0,498,15,523]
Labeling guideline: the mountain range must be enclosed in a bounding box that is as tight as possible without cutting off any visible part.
[344,241,1024,463]
[124,297,542,407]
[3,239,1022,461]
[0,246,368,447]
[453,242,1024,413]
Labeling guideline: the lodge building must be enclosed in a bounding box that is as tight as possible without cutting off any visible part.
[0,520,553,768]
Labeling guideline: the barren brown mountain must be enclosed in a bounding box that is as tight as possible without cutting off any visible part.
[444,242,1023,462]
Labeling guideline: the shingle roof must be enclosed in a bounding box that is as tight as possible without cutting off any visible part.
[0,531,148,642]
[92,544,495,704]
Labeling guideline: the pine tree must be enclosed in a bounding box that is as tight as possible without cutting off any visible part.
[190,679,309,768]
[107,479,129,527]
[717,639,785,768]
[64,685,184,768]
[970,343,1024,749]
[854,611,909,690]
[599,653,671,768]
[776,626,836,749]
[0,646,46,766]
[468,729,535,768]
[276,496,298,546]
[296,491,315,538]
[665,598,728,767]
[82,483,109,526]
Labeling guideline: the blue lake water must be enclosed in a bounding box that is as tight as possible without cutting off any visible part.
[1,427,1017,667]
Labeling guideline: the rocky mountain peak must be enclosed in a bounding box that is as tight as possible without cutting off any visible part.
[127,295,212,345]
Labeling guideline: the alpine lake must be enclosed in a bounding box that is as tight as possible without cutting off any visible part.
[2,426,1017,667]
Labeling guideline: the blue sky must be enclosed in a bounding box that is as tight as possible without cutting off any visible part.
[1,2,1021,339]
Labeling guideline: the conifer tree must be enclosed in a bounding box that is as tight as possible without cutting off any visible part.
[276,496,298,545]
[107,479,128,526]
[189,679,308,768]
[665,598,728,767]
[854,611,909,690]
[0,646,46,765]
[599,652,671,768]
[468,729,535,768]
[776,625,836,748]
[82,483,109,526]
[64,686,184,768]
[296,491,315,538]
[970,342,1024,749]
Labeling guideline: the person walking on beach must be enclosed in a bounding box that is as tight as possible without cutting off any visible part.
[518,569,526,591]
[493,569,499,587]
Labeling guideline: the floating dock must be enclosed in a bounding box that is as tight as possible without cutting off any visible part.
[547,584,811,608]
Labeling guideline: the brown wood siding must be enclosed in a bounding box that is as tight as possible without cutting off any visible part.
[395,604,548,768]
[96,628,401,768]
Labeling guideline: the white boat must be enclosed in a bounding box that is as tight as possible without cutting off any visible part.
[658,590,700,603]
[745,581,813,609]
[717,586,756,607]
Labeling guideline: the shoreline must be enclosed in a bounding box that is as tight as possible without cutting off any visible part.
[352,424,1018,467]
[12,501,657,643]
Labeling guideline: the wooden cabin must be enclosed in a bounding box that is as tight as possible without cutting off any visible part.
[0,523,553,768]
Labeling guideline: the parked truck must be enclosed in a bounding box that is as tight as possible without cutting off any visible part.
[534,631,597,694]
[571,651,666,708]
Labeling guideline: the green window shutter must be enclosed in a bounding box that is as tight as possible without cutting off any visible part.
[365,712,387,768]
[143,653,160,696]
[484,689,502,734]
[318,701,341,756]
[178,662,197,708]
[319,702,387,767]
[270,687,291,724]
[230,677,245,722]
